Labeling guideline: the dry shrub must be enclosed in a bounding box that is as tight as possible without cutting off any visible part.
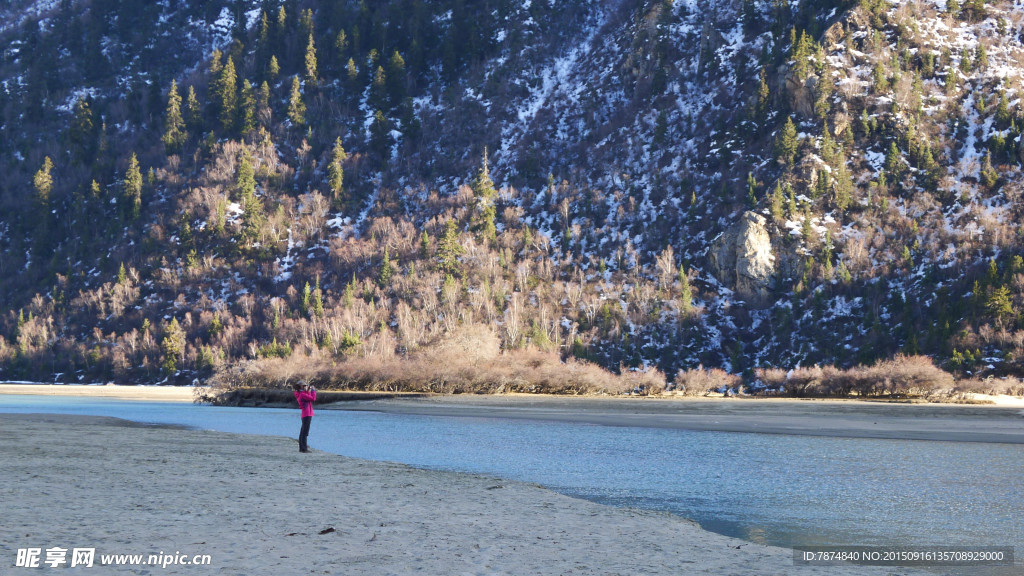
[673,367,741,396]
[856,355,954,396]
[201,326,662,401]
[953,377,1024,397]
[754,355,955,398]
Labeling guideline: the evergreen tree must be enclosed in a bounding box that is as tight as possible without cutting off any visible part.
[756,68,770,116]
[162,79,187,153]
[987,285,1013,327]
[268,55,280,81]
[975,43,988,70]
[472,148,497,199]
[884,141,903,175]
[185,85,202,131]
[370,65,387,111]
[236,148,264,246]
[833,158,853,212]
[216,56,238,133]
[312,275,324,317]
[123,153,143,220]
[775,116,798,165]
[69,96,96,161]
[161,317,186,373]
[679,265,692,314]
[746,172,758,208]
[288,76,306,125]
[770,181,784,221]
[238,79,256,134]
[387,50,407,106]
[420,229,430,258]
[946,0,960,18]
[34,156,54,208]
[236,148,256,199]
[335,29,348,63]
[369,110,393,162]
[304,33,318,85]
[377,247,394,287]
[327,137,347,206]
[980,150,998,187]
[436,219,464,277]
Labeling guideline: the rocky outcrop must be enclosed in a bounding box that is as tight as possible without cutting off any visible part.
[709,212,776,306]
[782,67,818,119]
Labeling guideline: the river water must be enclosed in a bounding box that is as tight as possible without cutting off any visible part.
[1,394,1021,563]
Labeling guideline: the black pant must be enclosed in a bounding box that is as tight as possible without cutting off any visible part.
[299,416,312,452]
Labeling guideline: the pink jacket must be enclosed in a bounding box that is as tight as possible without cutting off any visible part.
[294,389,316,418]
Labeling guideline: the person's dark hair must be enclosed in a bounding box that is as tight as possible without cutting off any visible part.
[290,380,303,391]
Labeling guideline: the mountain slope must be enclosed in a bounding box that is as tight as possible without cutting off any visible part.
[1,0,1023,394]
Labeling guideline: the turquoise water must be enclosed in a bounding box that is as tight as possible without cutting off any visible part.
[1,395,1021,556]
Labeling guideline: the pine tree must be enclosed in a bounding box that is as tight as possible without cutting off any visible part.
[69,96,96,161]
[387,50,406,106]
[33,156,54,210]
[980,150,998,187]
[162,79,187,153]
[217,56,238,132]
[369,110,393,162]
[884,141,903,175]
[975,43,988,70]
[770,181,784,221]
[268,55,280,81]
[472,148,497,199]
[370,65,387,111]
[123,153,142,220]
[335,29,348,63]
[236,148,264,246]
[288,76,306,125]
[185,85,202,131]
[312,275,324,317]
[946,0,960,18]
[161,317,186,373]
[377,247,394,287]
[420,229,430,258]
[327,137,347,206]
[746,172,758,207]
[304,33,318,84]
[238,79,256,134]
[436,219,464,277]
[833,158,853,212]
[346,58,358,85]
[757,68,770,116]
[257,10,269,46]
[236,148,256,199]
[678,265,692,314]
[775,116,798,165]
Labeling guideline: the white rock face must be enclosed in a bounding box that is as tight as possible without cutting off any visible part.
[709,212,775,306]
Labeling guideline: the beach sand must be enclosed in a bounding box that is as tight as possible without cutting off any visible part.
[0,383,196,402]
[0,413,930,575]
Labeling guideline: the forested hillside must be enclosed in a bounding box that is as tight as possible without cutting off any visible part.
[2,0,1023,396]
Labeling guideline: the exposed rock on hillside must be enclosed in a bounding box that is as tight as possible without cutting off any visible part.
[709,212,775,306]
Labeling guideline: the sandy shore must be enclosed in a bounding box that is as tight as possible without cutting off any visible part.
[332,394,1024,444]
[0,383,196,402]
[0,414,934,575]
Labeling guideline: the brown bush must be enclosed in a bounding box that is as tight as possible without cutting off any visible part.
[673,367,741,396]
[200,327,661,401]
[754,355,956,398]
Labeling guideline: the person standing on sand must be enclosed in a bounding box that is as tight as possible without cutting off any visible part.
[292,380,316,453]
